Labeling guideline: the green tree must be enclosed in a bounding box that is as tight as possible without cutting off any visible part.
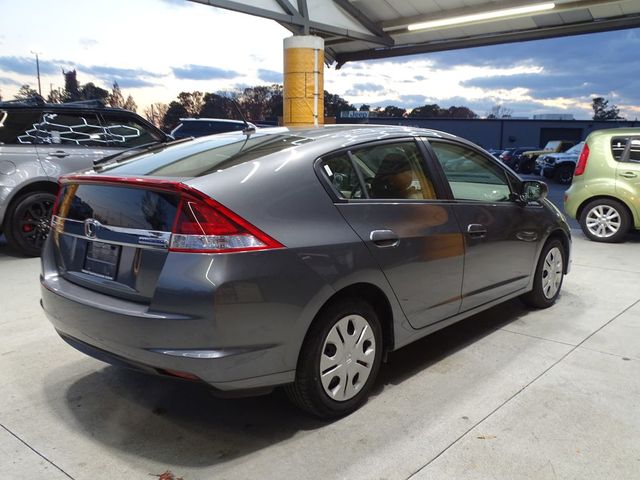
[177,91,204,117]
[162,101,188,131]
[14,84,39,100]
[324,91,355,117]
[62,69,81,102]
[123,94,137,112]
[79,82,109,103]
[409,104,441,117]
[445,106,477,119]
[46,87,64,104]
[372,105,406,117]
[592,96,622,120]
[200,92,235,118]
[359,104,370,112]
[107,81,125,108]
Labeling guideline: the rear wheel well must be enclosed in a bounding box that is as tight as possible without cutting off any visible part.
[576,195,634,225]
[3,181,59,229]
[311,283,394,354]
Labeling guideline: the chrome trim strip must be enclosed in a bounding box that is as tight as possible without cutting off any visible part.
[52,215,171,250]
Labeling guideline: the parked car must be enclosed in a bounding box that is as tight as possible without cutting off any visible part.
[565,128,640,242]
[41,125,571,418]
[0,97,170,255]
[514,140,575,174]
[170,118,256,139]
[534,141,585,184]
[499,146,537,168]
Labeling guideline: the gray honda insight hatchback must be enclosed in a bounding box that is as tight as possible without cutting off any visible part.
[41,125,571,418]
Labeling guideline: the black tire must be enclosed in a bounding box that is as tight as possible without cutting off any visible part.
[285,297,383,419]
[4,192,56,256]
[554,164,574,184]
[521,238,565,309]
[579,198,631,243]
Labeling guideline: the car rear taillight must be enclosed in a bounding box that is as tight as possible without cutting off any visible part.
[58,175,284,254]
[574,144,590,176]
[170,189,283,253]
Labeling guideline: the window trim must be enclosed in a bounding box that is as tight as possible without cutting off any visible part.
[314,137,447,203]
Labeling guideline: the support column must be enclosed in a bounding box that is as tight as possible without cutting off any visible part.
[283,35,324,127]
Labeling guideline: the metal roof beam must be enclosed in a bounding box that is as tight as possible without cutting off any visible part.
[333,0,395,45]
[335,13,640,67]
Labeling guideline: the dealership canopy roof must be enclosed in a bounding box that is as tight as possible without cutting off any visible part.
[189,0,640,67]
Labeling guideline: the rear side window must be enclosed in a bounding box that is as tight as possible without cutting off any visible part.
[430,141,511,202]
[321,141,436,200]
[0,109,41,145]
[102,114,162,147]
[36,112,108,147]
[611,137,640,162]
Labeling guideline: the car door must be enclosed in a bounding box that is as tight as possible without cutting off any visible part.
[616,137,640,218]
[425,139,543,312]
[34,110,110,177]
[318,139,464,329]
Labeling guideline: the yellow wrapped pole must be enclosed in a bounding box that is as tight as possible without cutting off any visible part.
[283,35,324,126]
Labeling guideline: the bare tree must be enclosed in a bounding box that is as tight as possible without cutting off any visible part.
[123,94,137,112]
[486,104,513,119]
[144,102,169,127]
[107,81,125,108]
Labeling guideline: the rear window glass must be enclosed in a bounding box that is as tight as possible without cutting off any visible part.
[177,121,244,136]
[104,132,315,177]
[0,109,41,145]
[59,184,178,230]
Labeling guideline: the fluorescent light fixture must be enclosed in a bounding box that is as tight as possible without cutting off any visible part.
[407,2,556,31]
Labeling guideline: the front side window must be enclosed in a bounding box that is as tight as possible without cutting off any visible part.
[101,114,162,147]
[35,112,108,147]
[321,141,436,200]
[430,141,512,202]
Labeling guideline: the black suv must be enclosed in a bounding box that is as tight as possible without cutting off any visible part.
[0,97,170,255]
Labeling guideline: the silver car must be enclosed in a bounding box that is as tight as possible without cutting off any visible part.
[0,98,167,255]
[41,125,571,418]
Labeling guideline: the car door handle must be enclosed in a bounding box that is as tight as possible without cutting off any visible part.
[466,224,487,238]
[619,171,638,178]
[370,229,399,248]
[49,150,70,158]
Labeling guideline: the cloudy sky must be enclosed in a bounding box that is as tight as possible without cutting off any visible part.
[1,0,639,119]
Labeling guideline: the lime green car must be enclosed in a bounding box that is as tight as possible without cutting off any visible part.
[564,128,640,242]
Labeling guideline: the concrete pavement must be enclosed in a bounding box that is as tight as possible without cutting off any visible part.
[0,231,639,480]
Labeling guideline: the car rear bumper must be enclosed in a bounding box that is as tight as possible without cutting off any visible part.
[40,275,296,391]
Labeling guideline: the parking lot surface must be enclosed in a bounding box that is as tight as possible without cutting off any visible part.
[1,188,639,479]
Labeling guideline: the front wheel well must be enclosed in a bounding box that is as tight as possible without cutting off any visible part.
[545,230,570,274]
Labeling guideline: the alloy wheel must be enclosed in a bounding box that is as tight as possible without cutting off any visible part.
[19,198,54,250]
[585,205,621,239]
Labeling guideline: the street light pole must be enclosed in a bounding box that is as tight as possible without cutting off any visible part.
[31,51,42,96]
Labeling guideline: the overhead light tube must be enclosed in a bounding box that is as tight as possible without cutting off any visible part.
[407,2,556,31]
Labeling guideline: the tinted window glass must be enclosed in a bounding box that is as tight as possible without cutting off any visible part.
[431,141,511,202]
[177,121,244,137]
[35,112,108,146]
[102,113,161,147]
[321,153,363,199]
[105,132,315,177]
[324,141,436,200]
[629,138,640,162]
[611,137,627,160]
[59,184,178,231]
[0,109,42,145]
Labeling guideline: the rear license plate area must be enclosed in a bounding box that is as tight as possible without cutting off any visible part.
[82,241,121,280]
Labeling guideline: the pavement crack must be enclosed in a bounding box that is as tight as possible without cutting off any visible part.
[405,298,640,480]
[0,423,76,480]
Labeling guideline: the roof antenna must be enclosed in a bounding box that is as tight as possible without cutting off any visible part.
[229,97,256,135]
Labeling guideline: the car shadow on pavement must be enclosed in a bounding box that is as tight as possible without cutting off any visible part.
[44,298,530,469]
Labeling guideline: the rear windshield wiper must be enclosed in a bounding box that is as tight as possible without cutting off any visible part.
[93,137,195,169]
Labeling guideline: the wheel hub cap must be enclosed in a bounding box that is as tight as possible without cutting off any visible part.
[542,247,563,299]
[320,314,376,402]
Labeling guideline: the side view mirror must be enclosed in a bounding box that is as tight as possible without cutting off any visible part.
[520,180,548,203]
